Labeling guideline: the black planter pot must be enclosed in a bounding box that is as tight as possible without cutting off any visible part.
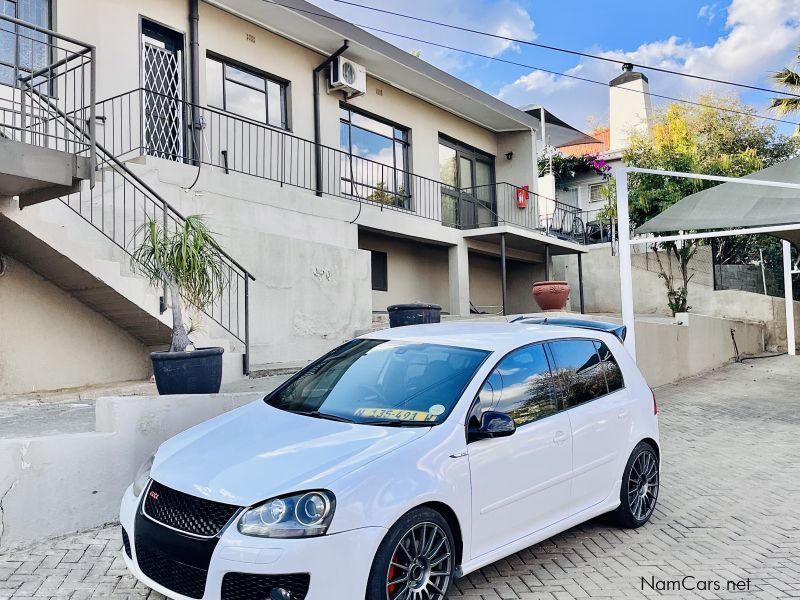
[150,347,224,395]
[387,303,442,328]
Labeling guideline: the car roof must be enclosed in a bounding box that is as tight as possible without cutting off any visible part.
[359,321,613,353]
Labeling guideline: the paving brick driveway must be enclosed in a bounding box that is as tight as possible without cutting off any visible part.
[1,356,799,599]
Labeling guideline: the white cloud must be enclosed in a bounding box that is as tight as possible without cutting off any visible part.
[698,3,719,22]
[497,0,800,131]
[307,0,536,72]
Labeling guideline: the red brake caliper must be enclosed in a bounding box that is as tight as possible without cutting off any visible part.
[388,552,398,596]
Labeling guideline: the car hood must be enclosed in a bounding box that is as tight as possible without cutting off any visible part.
[151,401,430,506]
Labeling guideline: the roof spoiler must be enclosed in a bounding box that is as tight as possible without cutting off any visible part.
[511,316,627,342]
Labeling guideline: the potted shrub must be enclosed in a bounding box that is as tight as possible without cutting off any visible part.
[133,215,227,395]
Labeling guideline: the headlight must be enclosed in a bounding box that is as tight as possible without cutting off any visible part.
[132,454,155,497]
[238,491,335,538]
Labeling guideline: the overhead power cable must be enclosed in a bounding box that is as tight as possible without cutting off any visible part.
[327,0,800,99]
[259,0,800,127]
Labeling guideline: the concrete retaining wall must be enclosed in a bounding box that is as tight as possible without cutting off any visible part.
[0,393,259,551]
[633,313,765,387]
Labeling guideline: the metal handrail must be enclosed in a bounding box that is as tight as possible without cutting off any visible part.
[22,85,256,374]
[0,12,96,167]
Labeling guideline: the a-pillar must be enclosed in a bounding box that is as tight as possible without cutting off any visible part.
[448,242,470,317]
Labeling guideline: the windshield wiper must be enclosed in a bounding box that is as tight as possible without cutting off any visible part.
[290,410,357,423]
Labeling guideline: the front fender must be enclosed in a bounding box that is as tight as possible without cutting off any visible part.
[327,423,471,548]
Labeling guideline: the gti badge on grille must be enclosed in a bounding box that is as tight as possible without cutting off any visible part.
[149,490,160,500]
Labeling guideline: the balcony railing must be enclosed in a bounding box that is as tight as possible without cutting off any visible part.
[88,88,586,243]
[580,207,617,245]
[0,12,95,164]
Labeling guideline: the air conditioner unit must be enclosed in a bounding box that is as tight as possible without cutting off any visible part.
[330,56,367,96]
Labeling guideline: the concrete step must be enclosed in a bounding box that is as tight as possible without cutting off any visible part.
[249,361,310,379]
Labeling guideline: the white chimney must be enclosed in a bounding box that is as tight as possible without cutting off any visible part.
[609,63,652,151]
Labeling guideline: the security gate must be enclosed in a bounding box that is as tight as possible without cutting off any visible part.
[141,21,184,160]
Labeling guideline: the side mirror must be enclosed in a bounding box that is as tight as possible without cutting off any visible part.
[468,411,516,442]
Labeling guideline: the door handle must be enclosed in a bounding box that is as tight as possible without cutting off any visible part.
[553,430,569,445]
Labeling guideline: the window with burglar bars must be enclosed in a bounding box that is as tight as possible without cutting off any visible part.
[0,0,51,88]
[339,105,410,209]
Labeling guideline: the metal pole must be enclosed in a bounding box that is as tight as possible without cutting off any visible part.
[544,244,550,281]
[244,275,251,374]
[188,0,201,165]
[89,47,96,183]
[783,240,796,356]
[616,168,636,359]
[759,248,768,296]
[578,253,585,314]
[500,233,507,316]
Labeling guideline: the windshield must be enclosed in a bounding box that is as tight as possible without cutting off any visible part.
[266,339,489,426]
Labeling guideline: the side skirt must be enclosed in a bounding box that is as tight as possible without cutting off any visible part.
[456,496,621,577]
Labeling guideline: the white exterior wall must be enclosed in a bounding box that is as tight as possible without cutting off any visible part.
[467,253,545,315]
[0,258,151,395]
[358,231,450,313]
[127,158,373,366]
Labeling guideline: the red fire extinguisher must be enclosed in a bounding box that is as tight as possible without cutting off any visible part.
[517,185,529,209]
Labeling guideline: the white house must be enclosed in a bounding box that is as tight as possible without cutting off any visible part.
[0,0,590,394]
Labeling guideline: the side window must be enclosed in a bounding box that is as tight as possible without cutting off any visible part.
[549,340,609,408]
[594,341,625,393]
[489,344,558,427]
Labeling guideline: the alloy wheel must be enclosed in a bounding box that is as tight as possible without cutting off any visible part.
[627,449,659,521]
[386,522,452,600]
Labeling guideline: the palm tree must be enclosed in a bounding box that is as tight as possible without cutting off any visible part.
[770,53,800,122]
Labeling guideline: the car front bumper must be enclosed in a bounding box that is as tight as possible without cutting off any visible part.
[120,485,387,600]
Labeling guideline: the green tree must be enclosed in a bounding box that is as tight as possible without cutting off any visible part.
[610,95,798,314]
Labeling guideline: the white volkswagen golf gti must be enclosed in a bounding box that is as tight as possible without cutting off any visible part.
[120,319,659,600]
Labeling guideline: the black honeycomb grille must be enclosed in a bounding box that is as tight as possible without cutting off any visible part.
[143,480,240,537]
[121,526,131,558]
[135,539,208,599]
[222,572,311,600]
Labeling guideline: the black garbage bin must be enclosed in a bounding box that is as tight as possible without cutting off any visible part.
[387,303,442,328]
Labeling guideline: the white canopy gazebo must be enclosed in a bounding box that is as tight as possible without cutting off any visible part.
[614,157,800,359]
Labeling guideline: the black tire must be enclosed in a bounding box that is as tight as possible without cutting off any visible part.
[366,507,455,600]
[611,441,660,528]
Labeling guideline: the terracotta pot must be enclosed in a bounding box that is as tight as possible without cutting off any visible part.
[532,280,571,311]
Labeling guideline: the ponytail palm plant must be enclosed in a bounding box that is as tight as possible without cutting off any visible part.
[132,215,226,352]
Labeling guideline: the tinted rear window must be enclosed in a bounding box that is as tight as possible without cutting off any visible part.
[548,339,608,408]
[594,341,624,393]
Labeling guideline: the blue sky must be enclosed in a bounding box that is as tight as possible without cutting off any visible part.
[308,0,800,136]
